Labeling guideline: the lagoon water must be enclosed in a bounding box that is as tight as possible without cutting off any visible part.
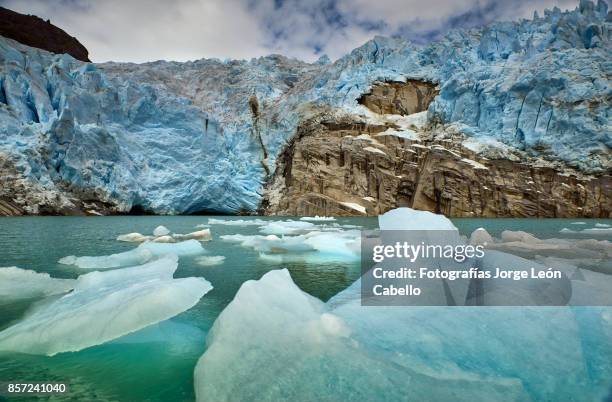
[0,216,610,401]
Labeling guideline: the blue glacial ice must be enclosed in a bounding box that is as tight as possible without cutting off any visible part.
[0,266,75,300]
[0,256,213,356]
[59,239,205,269]
[0,1,609,213]
[194,209,612,401]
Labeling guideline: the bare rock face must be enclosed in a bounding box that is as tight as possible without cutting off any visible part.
[358,81,438,115]
[260,115,611,218]
[0,6,90,62]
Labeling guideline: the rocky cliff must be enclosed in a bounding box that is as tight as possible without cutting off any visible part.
[0,1,609,216]
[260,101,610,217]
[0,7,89,62]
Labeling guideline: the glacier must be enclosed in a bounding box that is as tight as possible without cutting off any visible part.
[0,0,610,214]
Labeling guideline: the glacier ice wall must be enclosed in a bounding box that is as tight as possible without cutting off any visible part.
[0,0,609,214]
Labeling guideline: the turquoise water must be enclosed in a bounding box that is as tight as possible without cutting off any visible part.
[0,216,610,401]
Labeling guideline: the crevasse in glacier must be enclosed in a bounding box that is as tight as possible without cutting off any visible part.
[0,0,609,214]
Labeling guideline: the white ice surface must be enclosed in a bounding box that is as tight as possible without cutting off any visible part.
[0,256,212,356]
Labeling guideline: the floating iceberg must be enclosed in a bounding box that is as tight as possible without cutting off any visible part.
[0,256,212,356]
[59,240,205,269]
[258,220,316,235]
[207,218,268,226]
[173,229,212,242]
[153,226,171,237]
[221,230,360,263]
[378,207,457,231]
[194,268,609,401]
[116,232,153,242]
[0,267,74,301]
[299,216,336,222]
[195,256,226,267]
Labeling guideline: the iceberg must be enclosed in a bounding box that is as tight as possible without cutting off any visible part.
[195,256,226,266]
[220,230,360,263]
[59,239,205,269]
[153,226,170,237]
[116,232,152,242]
[195,268,609,401]
[258,220,316,235]
[0,256,212,356]
[299,216,336,222]
[0,267,74,301]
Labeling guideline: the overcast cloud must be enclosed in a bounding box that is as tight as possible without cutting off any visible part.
[0,0,578,63]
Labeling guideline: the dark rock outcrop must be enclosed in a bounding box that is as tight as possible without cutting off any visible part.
[260,114,611,218]
[0,6,90,62]
[358,81,439,115]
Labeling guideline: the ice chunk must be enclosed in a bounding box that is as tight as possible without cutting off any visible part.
[470,227,493,246]
[378,207,457,231]
[0,256,212,356]
[194,269,537,401]
[153,225,170,237]
[195,256,225,266]
[0,267,74,301]
[173,229,212,242]
[299,216,336,222]
[59,248,155,269]
[207,218,268,226]
[116,232,152,242]
[59,240,204,269]
[221,230,360,263]
[259,220,316,235]
[582,228,612,235]
[152,235,175,243]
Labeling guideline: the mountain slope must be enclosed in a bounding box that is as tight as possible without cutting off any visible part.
[0,6,89,62]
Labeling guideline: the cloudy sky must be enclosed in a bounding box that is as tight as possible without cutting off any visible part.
[1,0,578,63]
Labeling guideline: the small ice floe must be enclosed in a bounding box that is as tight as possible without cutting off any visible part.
[207,218,268,226]
[469,228,493,246]
[0,256,212,356]
[560,227,612,236]
[195,256,226,267]
[59,240,205,269]
[221,230,360,263]
[152,235,175,243]
[116,232,153,242]
[153,225,171,237]
[259,220,316,235]
[174,229,212,242]
[118,229,212,243]
[582,227,612,235]
[299,216,336,222]
[489,230,611,260]
[0,267,74,301]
